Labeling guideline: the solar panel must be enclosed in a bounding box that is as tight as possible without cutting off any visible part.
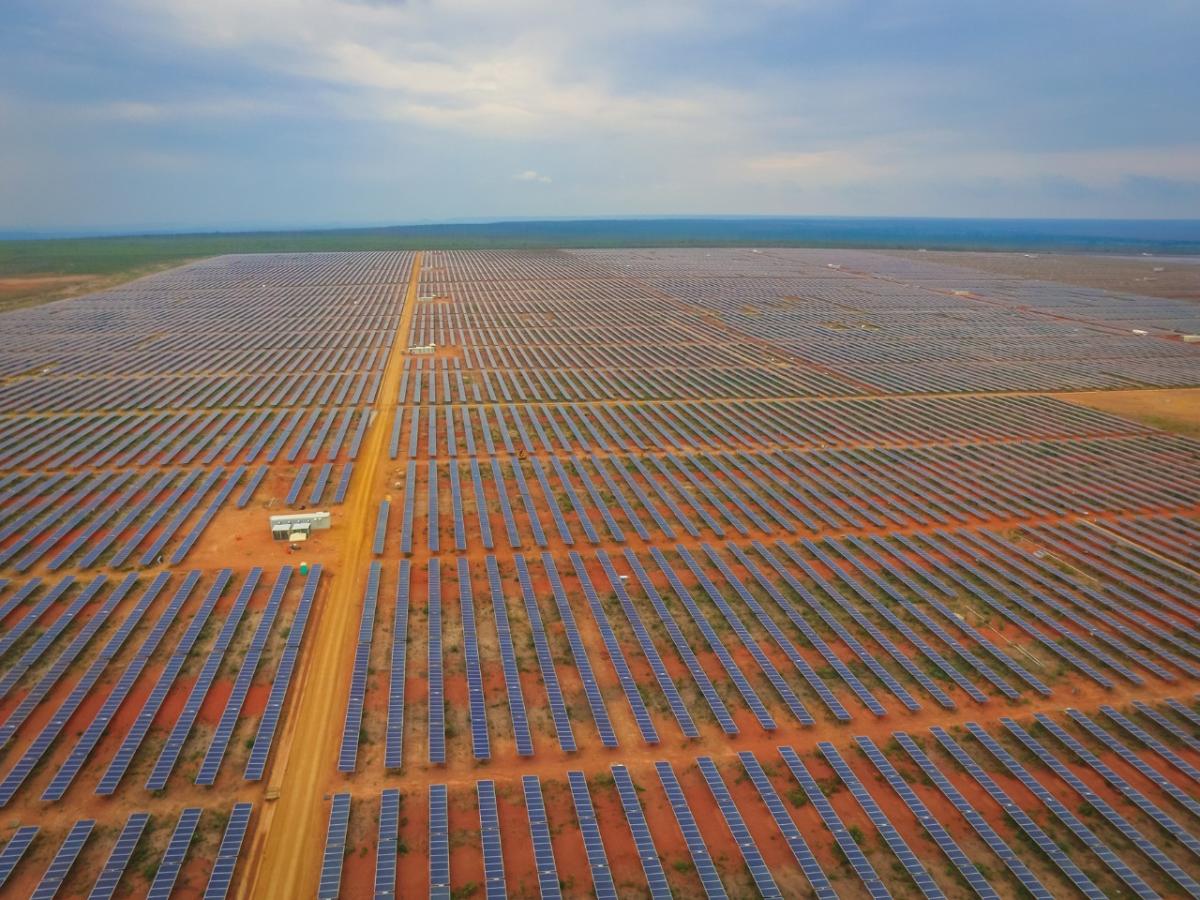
[1000,717,1200,894]
[43,569,203,801]
[0,574,168,803]
[385,561,411,770]
[676,545,812,725]
[428,559,446,764]
[610,765,672,900]
[929,727,1105,899]
[568,552,661,743]
[538,553,617,747]
[375,789,401,899]
[966,721,1157,897]
[778,746,890,899]
[485,557,533,756]
[818,741,945,899]
[147,808,202,900]
[32,819,93,900]
[203,802,252,900]
[892,732,1051,899]
[654,761,726,899]
[1065,708,1200,820]
[245,565,323,780]
[566,771,617,900]
[736,752,836,899]
[0,826,37,888]
[649,546,775,730]
[855,736,999,899]
[523,776,563,900]
[477,780,508,900]
[88,811,149,900]
[695,757,782,899]
[456,558,491,760]
[147,568,261,790]
[197,566,292,785]
[339,562,380,772]
[513,555,576,752]
[429,784,451,900]
[373,499,390,555]
[318,793,351,899]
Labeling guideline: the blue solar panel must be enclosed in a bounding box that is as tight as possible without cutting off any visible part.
[147,568,261,790]
[649,546,775,730]
[32,819,93,900]
[318,793,351,899]
[203,802,252,900]
[513,555,577,752]
[385,561,411,770]
[778,746,890,899]
[736,752,836,899]
[88,811,149,900]
[566,771,617,900]
[855,737,999,899]
[704,544,848,721]
[373,499,390,555]
[147,808,202,900]
[450,463,467,551]
[655,761,726,899]
[0,574,167,803]
[375,789,401,899]
[400,462,417,553]
[0,825,37,889]
[0,575,106,699]
[333,463,354,504]
[677,545,813,725]
[998,718,1200,895]
[568,552,660,743]
[485,557,533,756]
[429,784,451,900]
[1101,704,1200,785]
[339,562,380,772]
[98,570,232,795]
[696,757,782,899]
[818,741,945,899]
[892,732,1051,899]
[458,558,491,760]
[1065,708,1200,820]
[619,550,737,734]
[610,765,672,900]
[538,554,617,747]
[43,570,203,801]
[245,565,322,780]
[477,780,508,900]
[523,776,563,900]
[197,566,291,785]
[428,559,446,764]
[929,727,1105,899]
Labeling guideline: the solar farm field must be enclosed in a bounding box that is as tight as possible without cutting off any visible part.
[2,247,1200,898]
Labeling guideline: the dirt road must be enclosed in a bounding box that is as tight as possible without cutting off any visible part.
[239,252,423,899]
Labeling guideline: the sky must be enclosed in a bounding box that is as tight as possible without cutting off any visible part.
[2,0,1198,231]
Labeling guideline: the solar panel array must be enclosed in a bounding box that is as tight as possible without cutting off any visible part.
[4,246,1200,896]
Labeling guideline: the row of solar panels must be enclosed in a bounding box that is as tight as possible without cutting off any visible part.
[396,354,849,403]
[0,398,378,473]
[0,366,382,414]
[0,465,255,572]
[369,433,1198,554]
[342,541,1196,767]
[376,396,1142,465]
[0,803,252,899]
[311,704,1200,898]
[0,567,322,805]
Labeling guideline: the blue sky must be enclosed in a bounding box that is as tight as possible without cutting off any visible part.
[2,0,1198,230]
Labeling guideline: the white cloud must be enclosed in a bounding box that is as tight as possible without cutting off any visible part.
[513,170,551,183]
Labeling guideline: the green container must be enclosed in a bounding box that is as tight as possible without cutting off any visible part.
[299,562,309,575]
